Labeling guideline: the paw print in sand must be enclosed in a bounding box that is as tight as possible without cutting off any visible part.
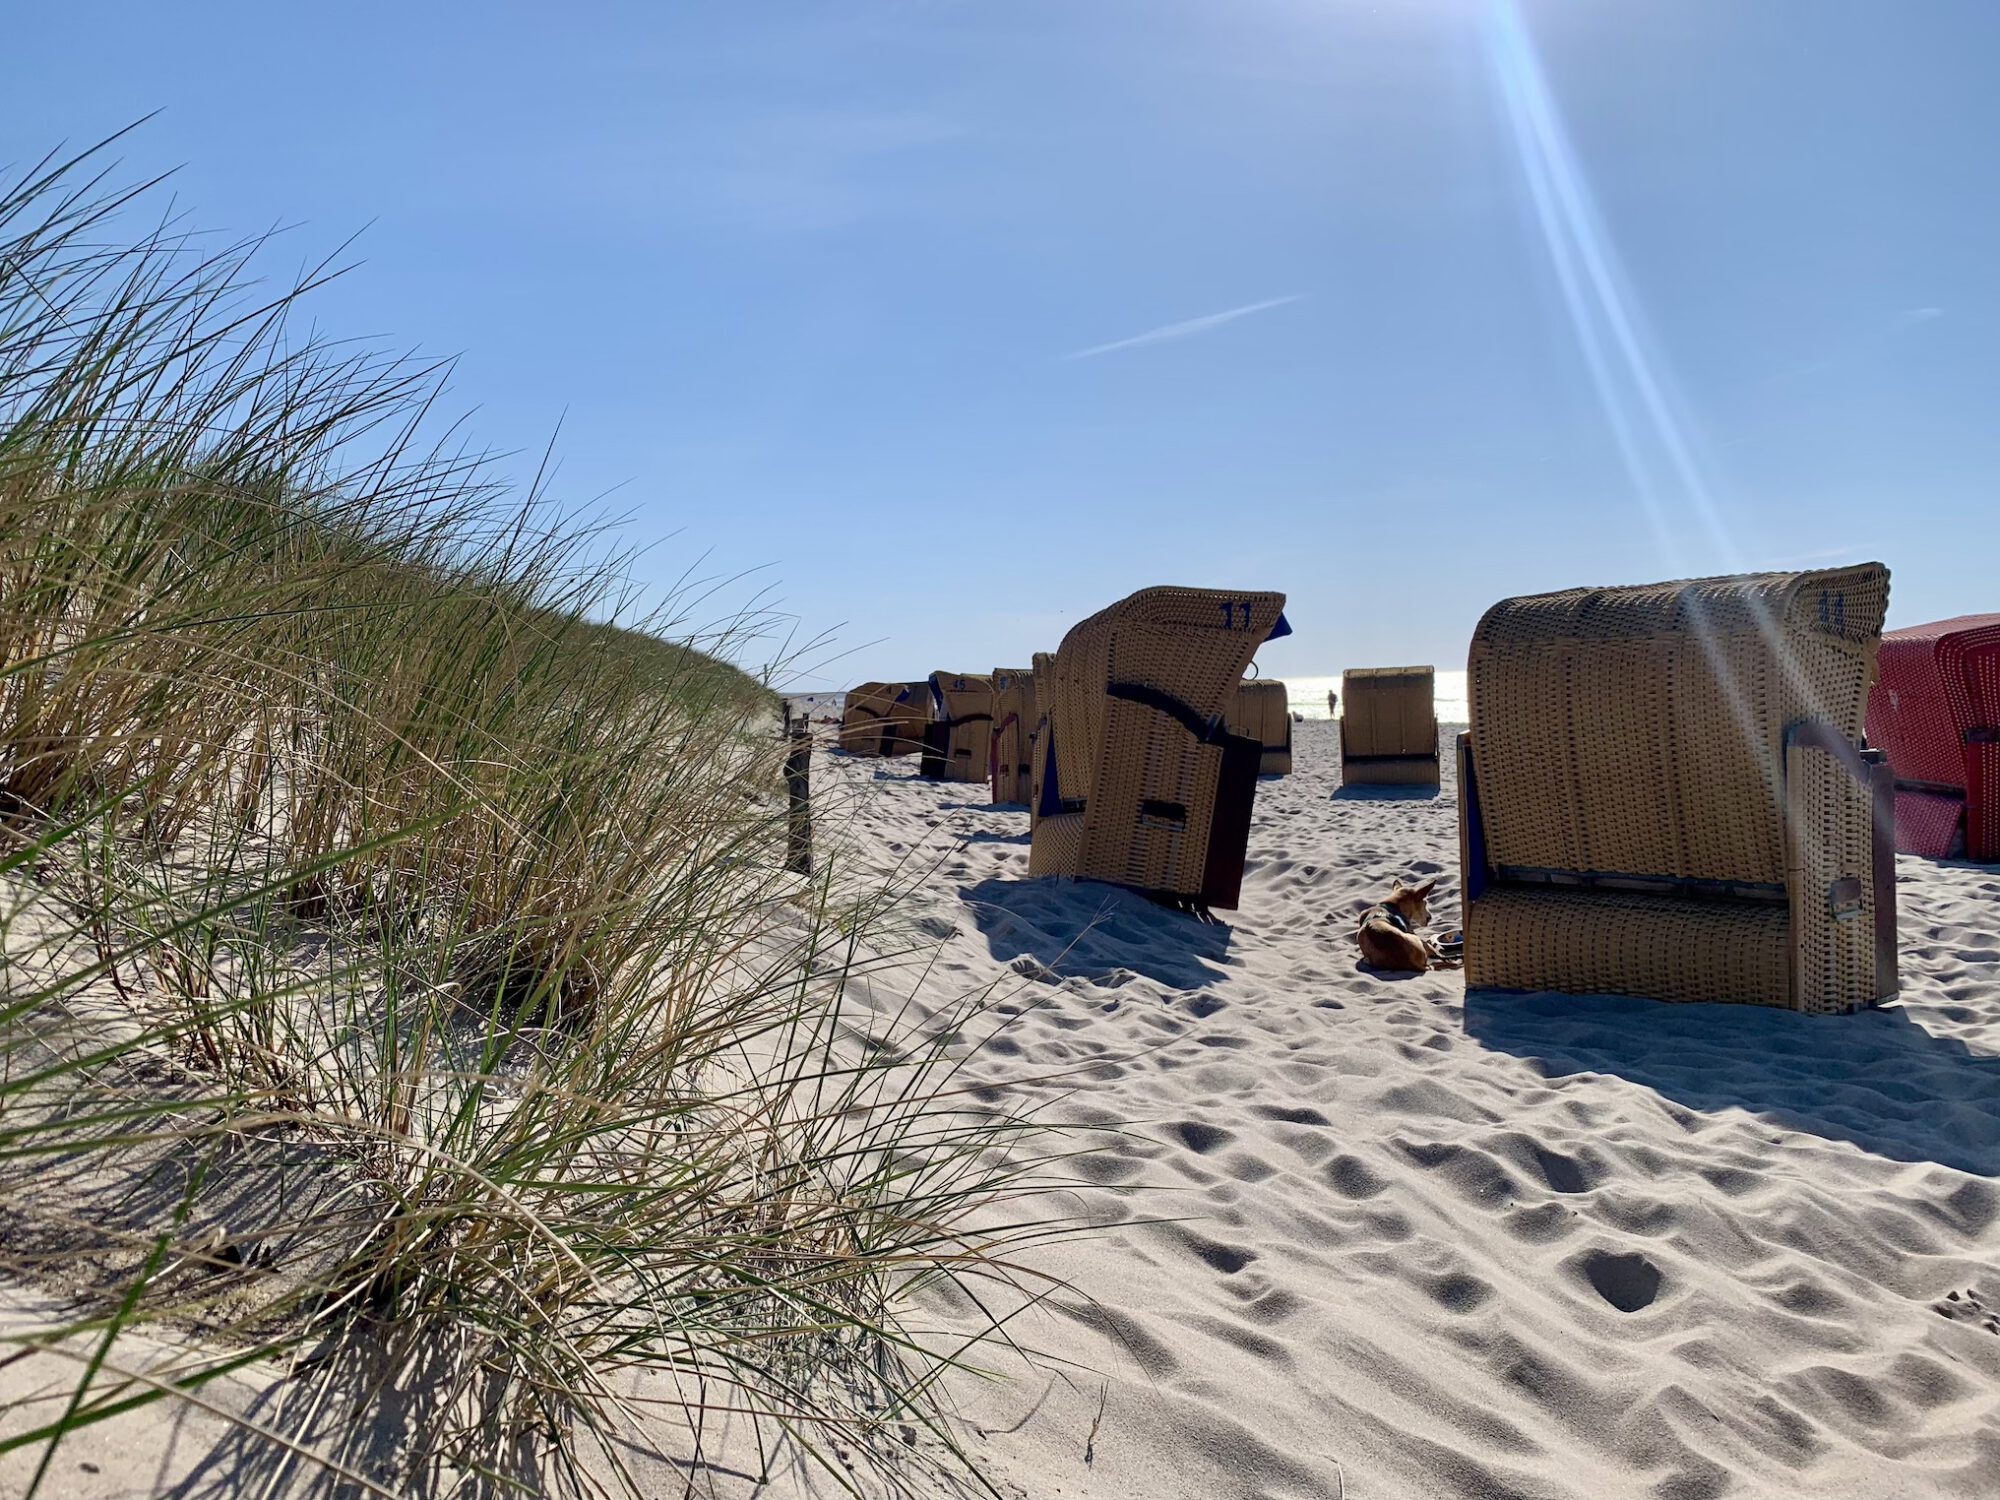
[1932,1287,2000,1334]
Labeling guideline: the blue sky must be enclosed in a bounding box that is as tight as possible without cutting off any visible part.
[7,1,1995,687]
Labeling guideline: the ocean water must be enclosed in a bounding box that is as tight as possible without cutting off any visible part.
[1280,671,1469,722]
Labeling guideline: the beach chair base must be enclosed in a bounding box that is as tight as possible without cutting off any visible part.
[1341,753,1441,787]
[1458,729,1897,1014]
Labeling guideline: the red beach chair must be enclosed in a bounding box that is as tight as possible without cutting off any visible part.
[1867,614,2000,860]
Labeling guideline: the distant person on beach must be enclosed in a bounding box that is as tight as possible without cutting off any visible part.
[1327,688,1338,718]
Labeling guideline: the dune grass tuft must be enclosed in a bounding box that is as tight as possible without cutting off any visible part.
[0,135,1061,1498]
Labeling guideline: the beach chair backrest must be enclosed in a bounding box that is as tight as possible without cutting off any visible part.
[1028,650,1057,828]
[1037,586,1286,904]
[1468,563,1889,890]
[990,667,1037,803]
[838,681,894,753]
[1230,679,1291,774]
[927,672,996,782]
[1341,668,1436,760]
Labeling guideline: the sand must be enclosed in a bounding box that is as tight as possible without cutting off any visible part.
[809,718,2000,1500]
[4,717,1996,1499]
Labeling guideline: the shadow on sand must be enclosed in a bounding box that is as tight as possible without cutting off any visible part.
[1332,784,1441,803]
[1464,989,2000,1176]
[960,876,1233,990]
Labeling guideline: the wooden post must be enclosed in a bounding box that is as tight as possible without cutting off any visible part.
[785,711,812,876]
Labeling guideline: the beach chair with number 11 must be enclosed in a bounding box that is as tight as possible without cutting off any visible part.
[1030,586,1289,911]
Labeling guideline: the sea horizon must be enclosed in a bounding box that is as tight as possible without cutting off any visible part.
[790,669,1471,723]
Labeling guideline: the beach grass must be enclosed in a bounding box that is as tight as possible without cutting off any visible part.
[0,135,1057,1497]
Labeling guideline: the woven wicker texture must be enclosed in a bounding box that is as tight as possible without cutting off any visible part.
[1468,566,1887,886]
[1462,564,1895,1014]
[1341,666,1439,786]
[1028,587,1284,905]
[838,681,895,754]
[1867,614,2000,860]
[1027,650,1057,835]
[1894,790,1967,859]
[928,673,996,783]
[989,668,1038,804]
[1227,679,1293,776]
[838,680,928,756]
[1466,887,1793,1006]
[1785,737,1890,1013]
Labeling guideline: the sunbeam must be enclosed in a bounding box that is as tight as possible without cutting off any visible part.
[1485,0,1855,812]
[1485,0,1741,573]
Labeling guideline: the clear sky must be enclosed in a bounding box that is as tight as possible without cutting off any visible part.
[7,1,1995,688]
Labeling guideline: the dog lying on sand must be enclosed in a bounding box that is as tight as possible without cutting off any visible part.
[1355,877,1458,972]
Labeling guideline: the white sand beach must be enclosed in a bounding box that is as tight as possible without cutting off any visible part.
[804,717,2000,1500]
[3,714,1995,1500]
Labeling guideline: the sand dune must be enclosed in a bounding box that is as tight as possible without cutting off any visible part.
[817,717,2000,1500]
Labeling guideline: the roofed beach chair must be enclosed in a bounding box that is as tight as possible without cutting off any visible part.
[1340,667,1440,787]
[921,672,995,783]
[1229,679,1293,776]
[1027,650,1056,833]
[883,681,931,755]
[1457,563,1897,1013]
[1866,615,2000,861]
[989,667,1038,805]
[839,681,928,756]
[1029,586,1289,910]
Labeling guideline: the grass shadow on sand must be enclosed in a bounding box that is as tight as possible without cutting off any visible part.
[959,877,1232,990]
[1464,990,2000,1176]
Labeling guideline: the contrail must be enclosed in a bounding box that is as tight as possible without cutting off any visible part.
[1064,295,1302,360]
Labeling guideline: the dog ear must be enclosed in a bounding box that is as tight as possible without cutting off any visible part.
[1408,876,1438,898]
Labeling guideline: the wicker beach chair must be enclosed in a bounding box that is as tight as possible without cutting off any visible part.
[838,681,928,756]
[1866,615,2000,861]
[1027,650,1056,833]
[1029,587,1289,909]
[1340,667,1439,786]
[1457,563,1897,1013]
[1230,679,1293,776]
[921,673,995,783]
[989,668,1038,805]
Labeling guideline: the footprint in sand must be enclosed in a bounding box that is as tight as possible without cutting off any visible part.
[1932,1287,2000,1334]
[1323,1154,1388,1199]
[1574,1247,1664,1313]
[1172,1120,1234,1154]
[1255,1105,1331,1126]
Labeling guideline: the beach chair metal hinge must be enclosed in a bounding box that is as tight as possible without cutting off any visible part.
[1827,877,1864,920]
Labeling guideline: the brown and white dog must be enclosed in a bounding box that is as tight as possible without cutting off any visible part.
[1355,877,1455,972]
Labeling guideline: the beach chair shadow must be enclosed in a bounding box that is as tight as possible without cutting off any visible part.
[1332,783,1441,802]
[965,827,1031,845]
[961,875,1233,990]
[1463,988,2000,1176]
